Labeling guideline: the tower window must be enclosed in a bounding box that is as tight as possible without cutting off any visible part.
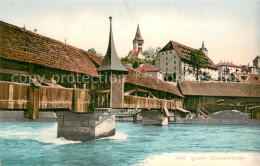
[174,67,176,70]
[170,51,172,54]
[174,61,176,64]
[166,52,168,54]
[162,53,164,55]
[166,62,168,65]
[166,57,168,60]
[138,43,142,46]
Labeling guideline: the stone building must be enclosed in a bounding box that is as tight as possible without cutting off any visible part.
[216,61,241,81]
[127,24,145,60]
[253,55,260,74]
[135,64,164,80]
[154,41,217,82]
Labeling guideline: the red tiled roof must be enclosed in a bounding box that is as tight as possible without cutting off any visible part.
[129,50,140,56]
[0,21,102,77]
[125,67,184,97]
[159,40,217,69]
[135,64,160,72]
[233,72,260,83]
[216,62,240,68]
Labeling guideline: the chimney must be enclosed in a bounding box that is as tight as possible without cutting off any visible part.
[220,60,222,63]
[34,28,37,32]
[231,61,233,64]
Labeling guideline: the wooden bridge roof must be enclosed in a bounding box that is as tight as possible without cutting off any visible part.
[179,81,260,97]
[0,21,102,77]
[126,68,184,98]
[0,21,183,97]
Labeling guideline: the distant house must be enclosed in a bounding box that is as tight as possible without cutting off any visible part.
[178,81,260,115]
[231,73,260,83]
[241,56,260,74]
[216,61,241,81]
[154,41,217,82]
[128,50,144,60]
[135,64,164,80]
[127,24,145,60]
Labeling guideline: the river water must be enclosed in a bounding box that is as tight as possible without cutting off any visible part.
[0,122,259,166]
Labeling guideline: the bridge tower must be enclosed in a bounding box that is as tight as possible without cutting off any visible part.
[97,16,128,109]
[56,16,128,141]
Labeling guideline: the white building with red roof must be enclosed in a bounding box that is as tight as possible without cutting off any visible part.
[135,64,164,80]
[216,61,241,81]
[127,24,145,60]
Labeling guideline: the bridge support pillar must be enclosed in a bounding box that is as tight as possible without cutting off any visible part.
[133,114,137,123]
[142,110,168,126]
[56,109,115,141]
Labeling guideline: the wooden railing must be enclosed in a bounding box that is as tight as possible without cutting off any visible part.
[124,95,181,110]
[0,81,93,119]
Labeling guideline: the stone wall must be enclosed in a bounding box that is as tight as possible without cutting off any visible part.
[56,109,115,141]
[174,118,260,125]
[141,110,168,126]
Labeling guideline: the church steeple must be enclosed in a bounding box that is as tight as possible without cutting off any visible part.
[200,41,208,56]
[97,16,128,73]
[133,24,144,52]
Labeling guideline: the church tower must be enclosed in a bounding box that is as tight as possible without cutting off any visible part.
[200,41,208,56]
[133,24,144,52]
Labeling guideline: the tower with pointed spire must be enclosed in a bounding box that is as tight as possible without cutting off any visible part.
[97,16,128,73]
[97,16,128,108]
[133,24,144,52]
[199,41,208,56]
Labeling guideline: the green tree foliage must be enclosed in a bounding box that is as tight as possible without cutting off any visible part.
[143,46,161,61]
[88,48,97,54]
[132,61,139,69]
[121,57,153,68]
[187,50,208,80]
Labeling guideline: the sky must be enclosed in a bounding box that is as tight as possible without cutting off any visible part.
[0,0,259,66]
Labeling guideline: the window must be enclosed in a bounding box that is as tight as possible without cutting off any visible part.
[166,57,168,60]
[162,53,164,55]
[138,43,142,46]
[166,52,168,54]
[166,62,168,65]
[170,51,172,54]
[174,55,176,58]
[174,61,176,64]
[174,67,176,70]
[166,68,168,71]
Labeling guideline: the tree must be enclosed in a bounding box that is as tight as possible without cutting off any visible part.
[187,50,208,80]
[143,46,161,61]
[132,61,139,69]
[88,48,97,54]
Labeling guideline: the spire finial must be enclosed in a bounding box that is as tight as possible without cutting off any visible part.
[202,41,205,48]
[97,16,128,73]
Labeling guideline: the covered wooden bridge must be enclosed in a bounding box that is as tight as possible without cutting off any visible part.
[0,18,184,128]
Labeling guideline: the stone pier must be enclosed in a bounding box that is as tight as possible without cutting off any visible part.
[56,109,115,141]
[142,110,168,126]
